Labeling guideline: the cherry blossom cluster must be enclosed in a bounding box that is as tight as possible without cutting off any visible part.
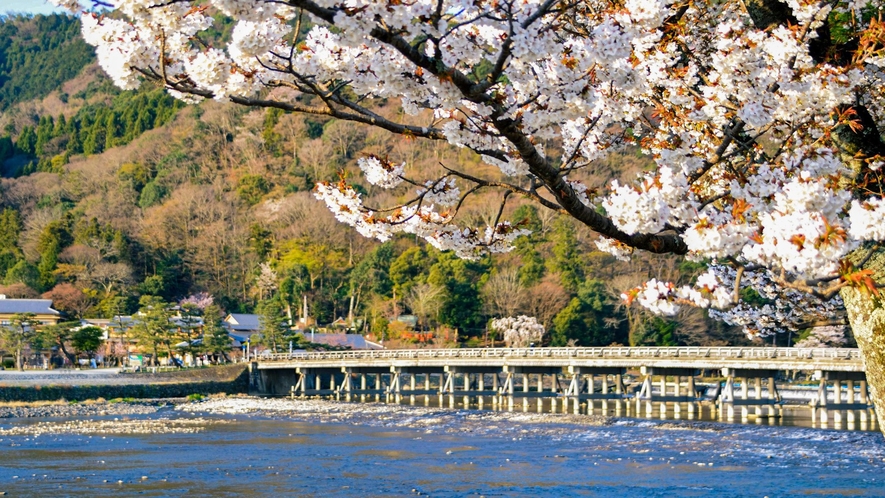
[594,237,634,262]
[180,292,215,310]
[707,269,845,339]
[793,325,849,348]
[314,180,528,258]
[418,178,460,207]
[490,316,546,348]
[622,263,844,339]
[621,269,732,317]
[358,156,405,189]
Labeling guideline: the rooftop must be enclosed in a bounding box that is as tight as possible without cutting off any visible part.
[0,297,61,316]
[303,332,383,350]
[224,313,260,331]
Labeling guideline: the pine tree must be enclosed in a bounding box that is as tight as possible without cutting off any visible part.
[256,297,291,353]
[37,240,59,291]
[129,296,174,366]
[202,304,231,361]
[0,208,22,253]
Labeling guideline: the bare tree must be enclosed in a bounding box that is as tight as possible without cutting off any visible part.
[323,120,364,160]
[523,276,570,329]
[483,267,525,318]
[404,283,445,332]
[89,262,135,296]
[297,139,334,183]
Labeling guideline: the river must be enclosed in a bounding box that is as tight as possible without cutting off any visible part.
[0,397,883,497]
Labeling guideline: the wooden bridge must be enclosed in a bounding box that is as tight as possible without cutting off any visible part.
[250,347,874,426]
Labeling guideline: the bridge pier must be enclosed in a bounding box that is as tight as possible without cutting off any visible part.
[496,366,563,412]
[812,371,873,428]
[286,367,344,397]
[720,369,781,422]
[436,366,503,408]
[637,367,699,418]
[561,366,628,415]
[393,367,446,403]
[339,367,392,401]
[522,373,529,410]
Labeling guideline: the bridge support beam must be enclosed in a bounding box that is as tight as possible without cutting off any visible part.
[720,368,781,422]
[812,371,873,428]
[637,367,700,418]
[561,366,628,415]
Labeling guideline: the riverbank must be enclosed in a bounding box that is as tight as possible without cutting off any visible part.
[0,364,249,402]
[0,363,247,386]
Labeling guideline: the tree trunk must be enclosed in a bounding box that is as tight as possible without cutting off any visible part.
[58,340,77,366]
[841,248,885,435]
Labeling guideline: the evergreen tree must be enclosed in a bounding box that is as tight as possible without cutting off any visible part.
[0,135,14,162]
[0,208,22,253]
[389,246,432,298]
[53,113,66,136]
[37,239,59,291]
[15,126,36,155]
[0,313,38,370]
[202,304,231,361]
[129,296,174,366]
[551,279,627,347]
[5,260,39,289]
[256,297,291,353]
[34,115,53,156]
[104,111,122,150]
[72,325,104,358]
[427,251,488,335]
[38,321,82,365]
[547,216,584,292]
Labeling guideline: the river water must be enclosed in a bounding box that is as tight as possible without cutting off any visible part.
[0,398,883,497]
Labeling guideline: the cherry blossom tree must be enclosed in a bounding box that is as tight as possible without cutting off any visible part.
[180,291,214,310]
[491,315,547,348]
[53,0,885,433]
[794,324,849,347]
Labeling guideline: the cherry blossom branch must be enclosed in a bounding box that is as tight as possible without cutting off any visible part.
[438,162,561,211]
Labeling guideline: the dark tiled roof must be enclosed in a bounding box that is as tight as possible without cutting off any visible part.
[304,333,383,350]
[229,331,257,345]
[0,299,60,315]
[225,313,260,331]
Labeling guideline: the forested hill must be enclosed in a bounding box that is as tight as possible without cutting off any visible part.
[0,14,761,350]
[0,14,94,111]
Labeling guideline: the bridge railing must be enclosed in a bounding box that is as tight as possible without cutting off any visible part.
[253,347,861,363]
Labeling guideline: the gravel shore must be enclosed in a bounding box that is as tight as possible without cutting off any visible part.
[0,399,175,419]
[0,417,223,436]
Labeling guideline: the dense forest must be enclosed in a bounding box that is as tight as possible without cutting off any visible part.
[0,14,767,349]
[0,13,93,111]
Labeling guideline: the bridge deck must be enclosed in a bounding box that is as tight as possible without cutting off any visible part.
[254,347,864,373]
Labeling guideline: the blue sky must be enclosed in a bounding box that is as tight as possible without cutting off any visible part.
[2,1,66,16]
